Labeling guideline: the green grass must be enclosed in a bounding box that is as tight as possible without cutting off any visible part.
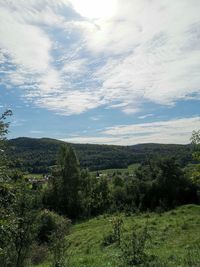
[91,163,140,176]
[36,205,200,267]
[24,173,44,179]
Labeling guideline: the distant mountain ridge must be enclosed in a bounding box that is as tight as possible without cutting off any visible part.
[6,137,193,173]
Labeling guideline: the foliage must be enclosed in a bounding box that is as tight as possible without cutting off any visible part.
[0,181,41,267]
[48,213,71,267]
[44,145,82,218]
[134,157,198,210]
[80,172,111,217]
[37,209,71,244]
[44,153,199,220]
[190,130,200,191]
[191,130,200,162]
[30,244,49,265]
[6,137,193,173]
[119,225,154,266]
[0,110,12,181]
[111,216,123,245]
[191,130,200,145]
[102,216,123,246]
[0,110,12,141]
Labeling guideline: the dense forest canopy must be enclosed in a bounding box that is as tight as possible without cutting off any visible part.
[6,137,193,173]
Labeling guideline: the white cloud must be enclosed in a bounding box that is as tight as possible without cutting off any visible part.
[90,116,101,121]
[103,117,200,136]
[80,0,200,110]
[138,114,154,119]
[64,117,200,145]
[69,0,118,19]
[35,90,103,115]
[0,7,51,72]
[62,59,87,75]
[0,0,200,115]
[30,130,44,134]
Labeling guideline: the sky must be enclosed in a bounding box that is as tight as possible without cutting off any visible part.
[0,0,200,145]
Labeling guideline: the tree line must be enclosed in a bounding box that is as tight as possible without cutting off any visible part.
[6,137,193,173]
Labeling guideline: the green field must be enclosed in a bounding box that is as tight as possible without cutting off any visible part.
[91,163,140,176]
[24,173,44,179]
[37,204,200,267]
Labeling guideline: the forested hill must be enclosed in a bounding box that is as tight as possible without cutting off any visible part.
[6,137,193,173]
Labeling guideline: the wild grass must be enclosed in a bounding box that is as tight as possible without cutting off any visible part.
[91,163,140,176]
[34,204,200,267]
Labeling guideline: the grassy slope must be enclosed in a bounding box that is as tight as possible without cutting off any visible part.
[24,173,43,179]
[38,205,200,267]
[91,163,140,175]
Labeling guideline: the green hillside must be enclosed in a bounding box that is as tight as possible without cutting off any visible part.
[6,137,193,173]
[37,205,200,267]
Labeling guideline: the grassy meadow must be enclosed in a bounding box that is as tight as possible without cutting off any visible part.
[91,163,140,176]
[36,204,200,267]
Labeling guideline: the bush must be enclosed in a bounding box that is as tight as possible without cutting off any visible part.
[37,209,71,244]
[102,216,123,247]
[119,225,156,266]
[37,210,71,267]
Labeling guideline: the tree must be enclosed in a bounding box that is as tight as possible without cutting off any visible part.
[135,157,198,210]
[46,145,81,218]
[0,110,12,141]
[0,110,12,181]
[191,130,200,161]
[190,130,200,197]
[37,210,71,267]
[0,110,41,267]
[0,181,41,267]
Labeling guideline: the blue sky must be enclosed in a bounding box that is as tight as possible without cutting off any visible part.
[0,0,200,145]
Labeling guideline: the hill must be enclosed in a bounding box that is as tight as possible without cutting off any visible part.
[6,137,193,173]
[37,204,200,267]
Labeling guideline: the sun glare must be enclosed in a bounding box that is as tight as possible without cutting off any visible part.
[71,0,117,19]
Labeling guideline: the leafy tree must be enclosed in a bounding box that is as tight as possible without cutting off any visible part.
[37,210,71,267]
[0,181,41,267]
[46,145,82,218]
[0,110,12,181]
[0,110,12,141]
[135,158,198,210]
[191,130,200,161]
[119,225,155,266]
[80,172,111,217]
[102,216,123,247]
[190,130,200,199]
[49,213,71,267]
[79,169,96,217]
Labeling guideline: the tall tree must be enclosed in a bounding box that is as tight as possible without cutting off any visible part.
[191,130,200,161]
[0,110,12,181]
[190,130,200,190]
[47,145,81,218]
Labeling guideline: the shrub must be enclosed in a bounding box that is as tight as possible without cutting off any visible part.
[37,209,71,244]
[102,216,123,247]
[119,225,156,266]
[111,216,123,245]
[37,210,71,267]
